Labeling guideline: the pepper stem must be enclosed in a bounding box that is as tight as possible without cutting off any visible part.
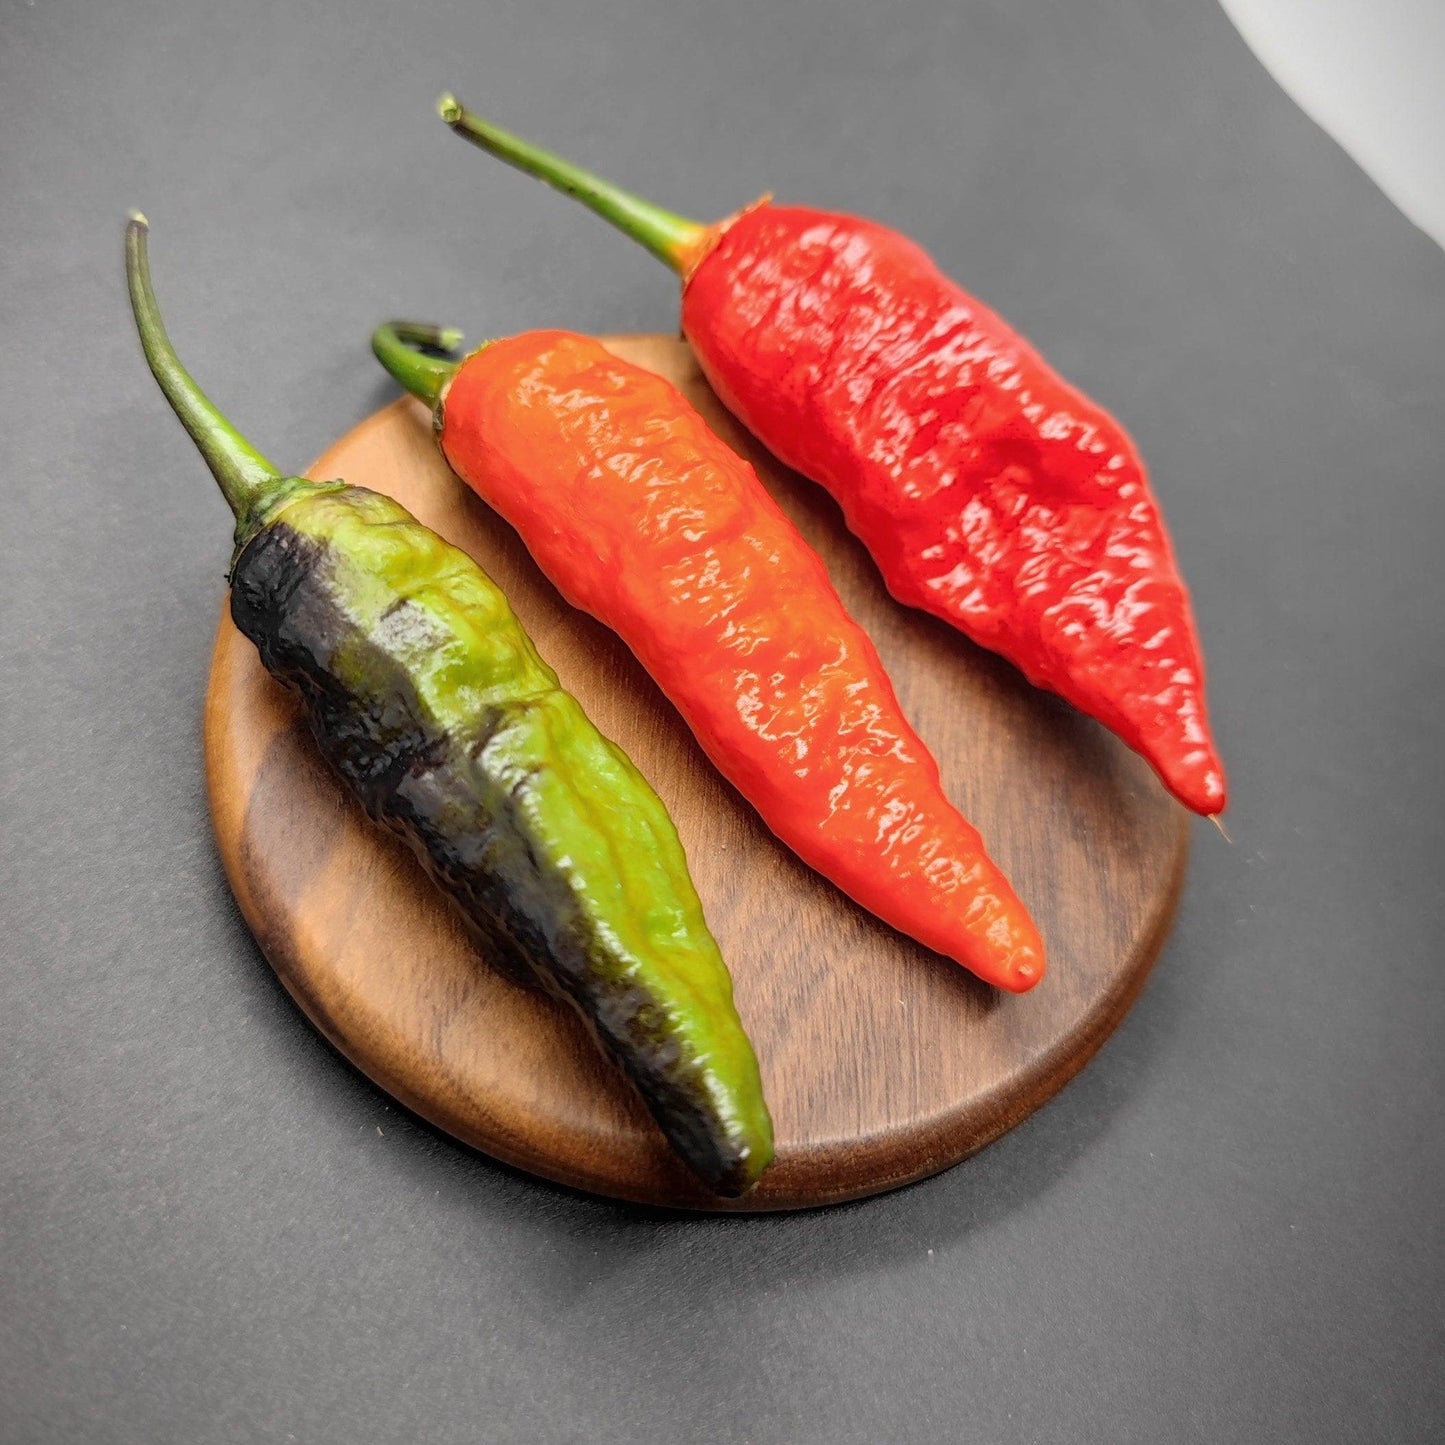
[125,214,291,535]
[371,320,464,407]
[438,95,707,273]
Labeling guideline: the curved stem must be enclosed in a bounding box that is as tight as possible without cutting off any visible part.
[438,95,706,273]
[124,213,286,530]
[370,320,464,406]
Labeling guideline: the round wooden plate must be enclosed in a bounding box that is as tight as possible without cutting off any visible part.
[205,335,1189,1211]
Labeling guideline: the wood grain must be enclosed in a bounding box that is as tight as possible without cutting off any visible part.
[204,335,1189,1211]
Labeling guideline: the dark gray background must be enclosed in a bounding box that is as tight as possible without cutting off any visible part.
[2,0,1442,1440]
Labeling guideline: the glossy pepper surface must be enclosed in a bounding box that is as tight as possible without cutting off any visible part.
[125,216,772,1196]
[373,322,1045,992]
[439,99,1227,817]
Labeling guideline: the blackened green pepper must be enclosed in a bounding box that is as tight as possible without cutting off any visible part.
[125,215,772,1195]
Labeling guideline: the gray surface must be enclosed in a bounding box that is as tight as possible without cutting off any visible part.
[1,0,1442,1440]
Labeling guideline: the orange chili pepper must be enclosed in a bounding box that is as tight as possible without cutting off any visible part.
[373,323,1045,992]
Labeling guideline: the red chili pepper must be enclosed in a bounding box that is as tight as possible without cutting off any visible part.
[440,99,1227,817]
[373,322,1046,992]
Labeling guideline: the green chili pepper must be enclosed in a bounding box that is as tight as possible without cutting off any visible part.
[124,214,773,1195]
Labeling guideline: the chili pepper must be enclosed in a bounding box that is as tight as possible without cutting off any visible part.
[125,215,772,1196]
[438,98,1227,818]
[372,321,1045,992]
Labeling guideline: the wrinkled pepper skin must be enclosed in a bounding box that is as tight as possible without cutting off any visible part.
[419,330,1045,992]
[126,217,772,1196]
[439,103,1226,816]
[682,207,1225,816]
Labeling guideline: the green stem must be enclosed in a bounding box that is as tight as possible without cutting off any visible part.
[124,213,289,532]
[370,320,464,406]
[438,95,706,273]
